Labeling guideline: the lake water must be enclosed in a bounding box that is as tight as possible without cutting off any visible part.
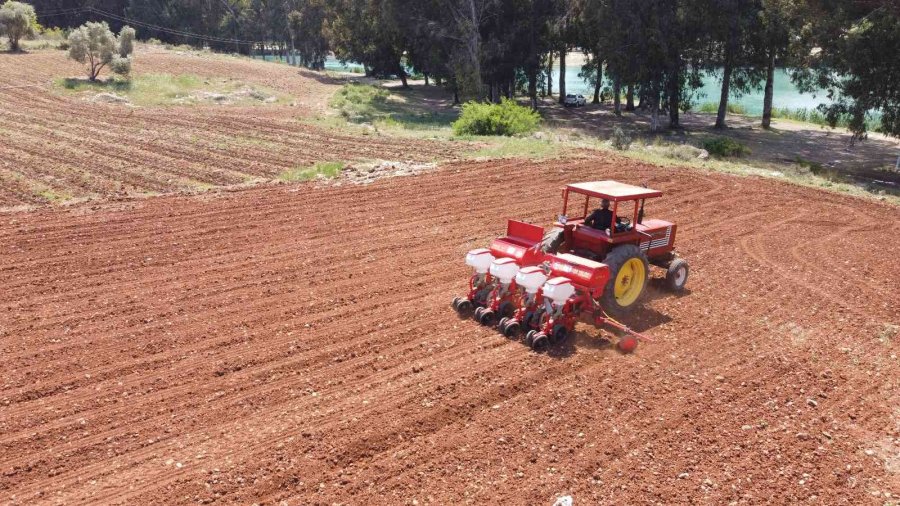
[559,66,831,115]
[257,54,829,115]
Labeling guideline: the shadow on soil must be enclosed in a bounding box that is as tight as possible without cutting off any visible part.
[60,77,132,91]
[296,67,345,86]
[539,96,900,187]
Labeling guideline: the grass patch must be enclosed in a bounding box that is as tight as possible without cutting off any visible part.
[329,83,458,131]
[697,101,748,115]
[278,161,346,182]
[330,83,390,123]
[37,188,69,202]
[57,73,286,106]
[770,106,880,132]
[464,137,562,159]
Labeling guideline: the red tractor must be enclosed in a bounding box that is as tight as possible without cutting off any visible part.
[452,180,689,353]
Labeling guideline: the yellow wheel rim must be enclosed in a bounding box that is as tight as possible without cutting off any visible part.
[614,258,646,307]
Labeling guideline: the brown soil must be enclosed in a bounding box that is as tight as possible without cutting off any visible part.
[2,157,898,505]
[0,48,457,207]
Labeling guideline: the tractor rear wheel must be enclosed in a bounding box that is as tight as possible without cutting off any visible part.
[541,227,565,254]
[665,258,689,292]
[601,244,650,315]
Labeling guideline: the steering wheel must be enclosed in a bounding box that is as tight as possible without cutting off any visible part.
[615,216,632,232]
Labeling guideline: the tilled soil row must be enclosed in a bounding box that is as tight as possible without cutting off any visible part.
[1,157,898,505]
[0,50,459,207]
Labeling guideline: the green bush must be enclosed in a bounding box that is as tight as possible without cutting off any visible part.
[452,98,541,136]
[703,137,751,157]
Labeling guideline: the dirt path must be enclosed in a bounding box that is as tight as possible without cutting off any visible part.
[1,156,897,504]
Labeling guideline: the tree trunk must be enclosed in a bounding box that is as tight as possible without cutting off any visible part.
[557,48,566,104]
[716,24,737,129]
[649,87,661,133]
[592,61,602,104]
[761,48,776,129]
[546,52,553,97]
[398,61,409,88]
[668,67,681,129]
[625,84,635,111]
[613,77,621,116]
[460,0,483,101]
[715,62,733,128]
[528,70,538,110]
[424,73,429,86]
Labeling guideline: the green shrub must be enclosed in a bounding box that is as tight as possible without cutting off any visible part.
[610,127,632,150]
[452,99,541,136]
[703,137,751,157]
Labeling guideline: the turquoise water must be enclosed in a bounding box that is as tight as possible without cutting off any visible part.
[251,54,365,73]
[559,66,830,115]
[255,54,828,115]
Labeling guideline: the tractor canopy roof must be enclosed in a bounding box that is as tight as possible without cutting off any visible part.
[566,180,662,202]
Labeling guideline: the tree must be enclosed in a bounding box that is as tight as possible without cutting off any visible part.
[795,2,900,139]
[707,0,766,129]
[757,0,800,128]
[0,0,37,51]
[67,22,135,81]
[288,1,329,69]
[327,0,411,86]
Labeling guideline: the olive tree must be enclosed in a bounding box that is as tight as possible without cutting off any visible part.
[67,22,136,81]
[0,0,37,52]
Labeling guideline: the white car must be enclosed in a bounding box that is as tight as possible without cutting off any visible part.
[564,94,586,107]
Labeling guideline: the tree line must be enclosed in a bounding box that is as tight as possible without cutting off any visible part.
[26,0,900,138]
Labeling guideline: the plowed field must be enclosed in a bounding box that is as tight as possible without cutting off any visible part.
[0,48,456,207]
[2,157,898,505]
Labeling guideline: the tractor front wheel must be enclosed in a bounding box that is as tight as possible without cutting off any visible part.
[601,244,650,315]
[666,258,689,292]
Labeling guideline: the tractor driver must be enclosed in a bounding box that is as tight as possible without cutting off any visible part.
[585,199,614,230]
